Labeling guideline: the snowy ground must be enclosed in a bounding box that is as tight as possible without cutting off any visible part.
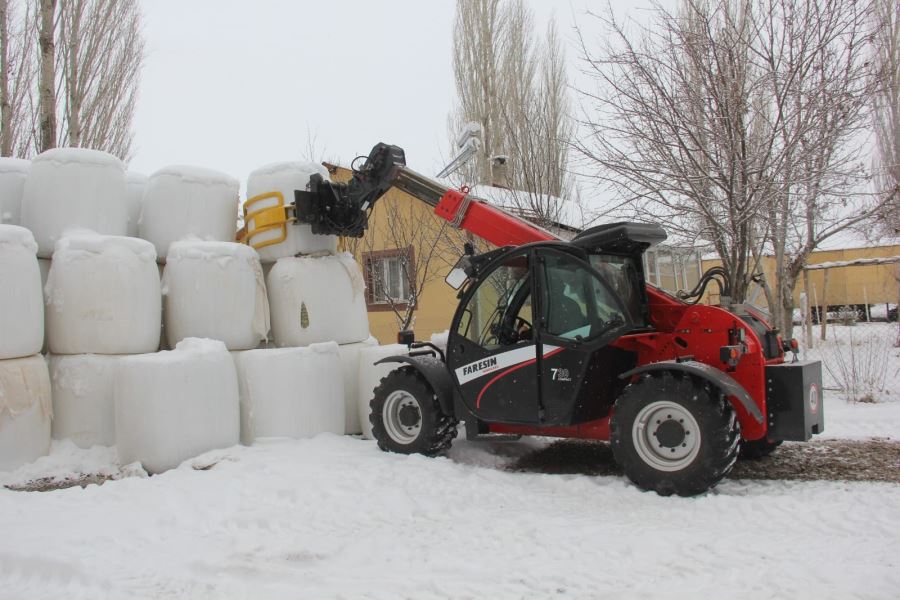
[2,395,899,599]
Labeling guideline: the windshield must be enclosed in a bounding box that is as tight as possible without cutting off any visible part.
[589,254,645,326]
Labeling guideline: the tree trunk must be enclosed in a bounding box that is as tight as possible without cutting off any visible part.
[0,0,10,156]
[38,0,56,152]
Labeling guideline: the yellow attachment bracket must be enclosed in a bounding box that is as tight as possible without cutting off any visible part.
[242,191,296,250]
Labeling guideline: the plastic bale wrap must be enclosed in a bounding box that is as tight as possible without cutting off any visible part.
[0,355,52,472]
[125,171,147,238]
[46,233,161,355]
[0,157,29,225]
[49,354,120,448]
[267,253,369,347]
[21,148,127,258]
[140,165,239,261]
[337,337,379,434]
[0,225,44,360]
[244,162,338,262]
[114,338,239,474]
[358,344,410,440]
[233,341,344,444]
[163,241,269,350]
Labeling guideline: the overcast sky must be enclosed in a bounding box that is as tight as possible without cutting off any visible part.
[129,1,665,198]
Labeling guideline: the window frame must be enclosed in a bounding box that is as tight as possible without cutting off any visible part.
[362,246,417,312]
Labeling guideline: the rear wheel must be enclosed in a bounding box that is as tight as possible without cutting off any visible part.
[370,367,458,456]
[610,372,740,496]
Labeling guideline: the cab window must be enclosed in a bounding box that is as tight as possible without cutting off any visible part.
[455,254,533,350]
[541,252,627,340]
[589,254,644,326]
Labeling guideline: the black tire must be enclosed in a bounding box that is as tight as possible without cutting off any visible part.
[610,372,740,497]
[370,367,458,456]
[739,438,782,460]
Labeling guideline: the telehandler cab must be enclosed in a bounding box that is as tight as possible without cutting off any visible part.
[243,143,824,496]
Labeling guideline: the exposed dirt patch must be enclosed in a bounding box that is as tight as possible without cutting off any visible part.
[4,473,115,492]
[508,438,900,483]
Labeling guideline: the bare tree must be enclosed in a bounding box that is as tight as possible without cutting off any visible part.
[451,0,505,185]
[0,0,142,159]
[450,0,574,228]
[37,0,54,152]
[872,0,899,236]
[56,0,143,160]
[576,0,886,333]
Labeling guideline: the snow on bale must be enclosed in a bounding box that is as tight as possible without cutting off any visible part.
[46,232,161,355]
[140,165,239,261]
[49,354,119,448]
[0,354,51,472]
[125,171,147,237]
[0,157,29,225]
[163,240,269,350]
[244,161,338,262]
[337,337,379,435]
[21,148,127,258]
[267,253,369,347]
[357,344,410,439]
[0,225,44,360]
[114,338,239,474]
[233,341,344,444]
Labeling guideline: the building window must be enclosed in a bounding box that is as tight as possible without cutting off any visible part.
[363,247,415,311]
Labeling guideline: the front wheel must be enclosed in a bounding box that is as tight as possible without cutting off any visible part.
[370,367,458,456]
[610,372,740,496]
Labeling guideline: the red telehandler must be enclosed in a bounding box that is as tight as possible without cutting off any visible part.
[246,143,824,496]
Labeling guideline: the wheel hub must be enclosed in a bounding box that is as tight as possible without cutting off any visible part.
[398,404,421,427]
[655,419,686,448]
[383,390,423,444]
[632,400,701,472]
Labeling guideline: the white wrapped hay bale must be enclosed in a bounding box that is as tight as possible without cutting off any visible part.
[49,354,119,448]
[358,344,409,439]
[163,241,269,350]
[337,337,379,435]
[0,157,29,225]
[268,253,369,346]
[0,355,52,472]
[140,165,239,260]
[21,148,127,257]
[114,338,239,474]
[244,161,338,262]
[125,171,147,237]
[0,225,44,360]
[233,341,344,444]
[46,233,161,355]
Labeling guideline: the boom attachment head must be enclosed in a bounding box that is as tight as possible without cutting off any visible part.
[292,143,408,238]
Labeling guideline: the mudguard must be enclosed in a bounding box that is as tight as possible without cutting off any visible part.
[374,355,455,417]
[619,360,763,424]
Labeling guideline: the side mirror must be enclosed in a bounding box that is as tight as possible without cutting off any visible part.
[445,267,468,290]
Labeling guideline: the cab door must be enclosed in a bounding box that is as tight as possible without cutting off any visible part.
[447,251,544,424]
[534,248,633,426]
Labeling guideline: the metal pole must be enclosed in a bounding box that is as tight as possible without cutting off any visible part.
[820,269,829,342]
